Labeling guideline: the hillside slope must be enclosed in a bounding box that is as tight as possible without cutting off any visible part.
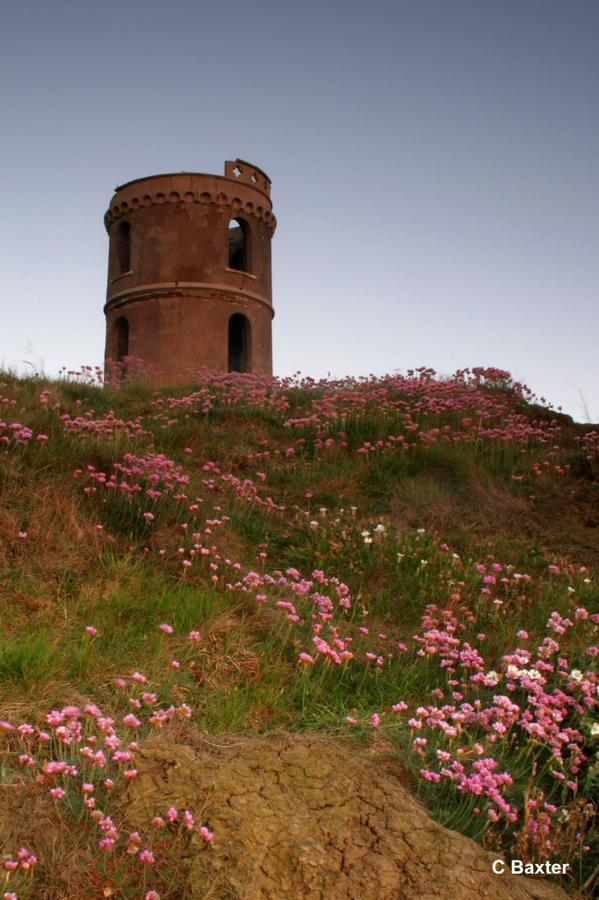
[0,366,597,898]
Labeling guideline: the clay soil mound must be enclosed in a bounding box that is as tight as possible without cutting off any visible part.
[126,733,570,899]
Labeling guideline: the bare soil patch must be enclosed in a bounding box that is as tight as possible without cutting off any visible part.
[126,733,570,899]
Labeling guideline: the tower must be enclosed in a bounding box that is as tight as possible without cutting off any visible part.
[103,160,276,384]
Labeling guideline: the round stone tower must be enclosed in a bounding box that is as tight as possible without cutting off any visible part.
[103,159,276,384]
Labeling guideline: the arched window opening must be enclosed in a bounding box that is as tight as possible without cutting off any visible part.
[114,316,129,364]
[115,221,131,274]
[228,313,251,373]
[228,218,250,272]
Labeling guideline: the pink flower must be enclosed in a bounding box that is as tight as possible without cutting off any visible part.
[188,630,202,642]
[159,623,174,634]
[298,652,315,665]
[50,787,66,800]
[371,713,381,727]
[548,564,561,575]
[146,892,161,900]
[122,714,141,728]
[199,826,214,842]
[167,807,178,823]
[171,660,181,670]
[139,849,155,865]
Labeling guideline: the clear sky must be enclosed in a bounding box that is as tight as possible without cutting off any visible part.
[1,0,598,420]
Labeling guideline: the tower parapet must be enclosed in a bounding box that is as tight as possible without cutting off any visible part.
[103,159,276,384]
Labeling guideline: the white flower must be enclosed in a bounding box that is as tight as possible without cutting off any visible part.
[590,722,599,737]
[570,670,584,684]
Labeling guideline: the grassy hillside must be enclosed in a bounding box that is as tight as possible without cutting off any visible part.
[0,366,597,898]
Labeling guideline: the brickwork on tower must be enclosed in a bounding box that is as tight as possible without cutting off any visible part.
[103,159,276,385]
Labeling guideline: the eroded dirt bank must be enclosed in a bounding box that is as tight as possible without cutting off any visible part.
[126,733,570,899]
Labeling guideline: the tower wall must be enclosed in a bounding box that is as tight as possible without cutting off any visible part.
[103,161,276,384]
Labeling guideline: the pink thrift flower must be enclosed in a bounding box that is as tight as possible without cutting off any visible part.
[50,787,66,800]
[139,849,155,865]
[298,652,315,665]
[167,806,178,823]
[188,630,202,642]
[371,713,381,727]
[146,892,161,900]
[199,826,214,842]
[159,623,174,634]
[171,660,181,670]
[122,714,141,729]
[85,626,98,637]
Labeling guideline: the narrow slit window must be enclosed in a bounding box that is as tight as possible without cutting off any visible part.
[228,313,251,372]
[114,316,129,363]
[228,218,249,271]
[115,221,131,274]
